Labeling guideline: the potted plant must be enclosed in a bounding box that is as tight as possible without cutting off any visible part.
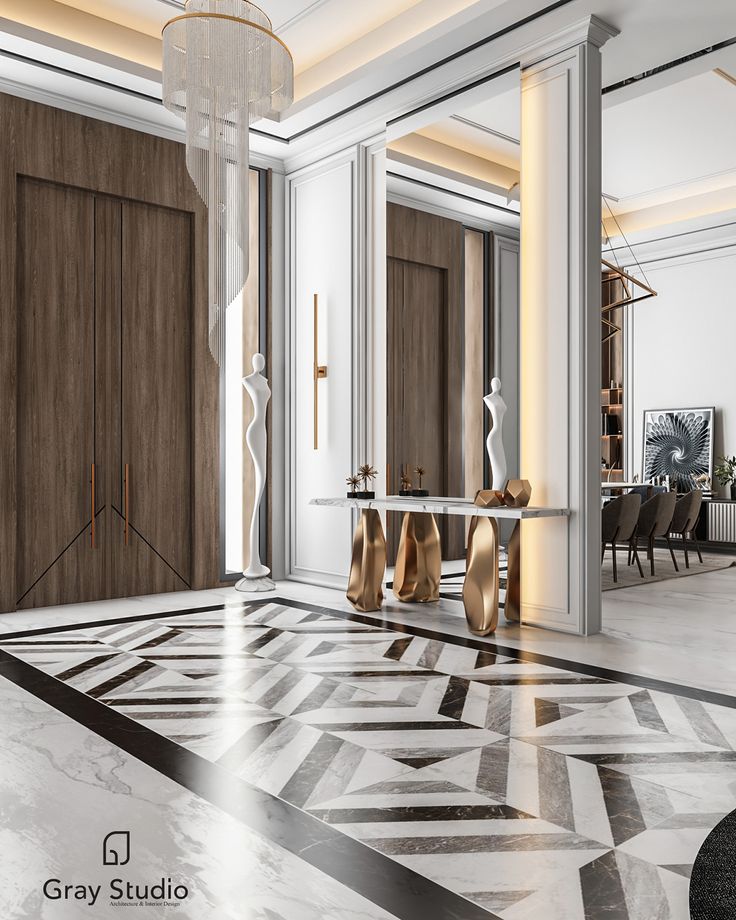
[715,456,736,500]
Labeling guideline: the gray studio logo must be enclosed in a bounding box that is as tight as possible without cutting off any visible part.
[103,831,130,866]
[43,831,190,907]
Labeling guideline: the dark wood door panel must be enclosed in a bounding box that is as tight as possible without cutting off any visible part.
[16,178,100,606]
[17,509,107,610]
[109,508,189,598]
[118,200,193,590]
[387,258,447,561]
[386,203,465,560]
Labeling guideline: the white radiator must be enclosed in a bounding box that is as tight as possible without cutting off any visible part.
[708,502,736,542]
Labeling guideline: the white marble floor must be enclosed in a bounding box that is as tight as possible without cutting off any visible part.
[0,565,734,696]
[4,596,734,919]
[0,678,400,920]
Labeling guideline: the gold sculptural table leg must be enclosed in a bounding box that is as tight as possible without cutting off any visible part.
[463,481,532,635]
[393,512,441,603]
[346,509,386,612]
[503,480,532,624]
[505,522,522,623]
[463,513,500,635]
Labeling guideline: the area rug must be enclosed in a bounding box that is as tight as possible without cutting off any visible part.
[602,547,736,591]
[690,809,736,920]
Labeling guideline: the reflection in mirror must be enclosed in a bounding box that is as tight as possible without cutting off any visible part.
[222,168,267,577]
[385,81,521,560]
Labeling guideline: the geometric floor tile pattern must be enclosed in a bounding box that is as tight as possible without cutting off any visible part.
[3,598,736,919]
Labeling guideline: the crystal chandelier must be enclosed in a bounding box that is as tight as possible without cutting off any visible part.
[162,1,293,364]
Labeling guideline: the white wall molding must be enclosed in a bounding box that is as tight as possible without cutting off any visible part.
[387,189,519,236]
[518,15,619,69]
[286,148,363,589]
[519,19,613,636]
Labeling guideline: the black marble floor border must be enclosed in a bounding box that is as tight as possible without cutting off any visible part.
[1,594,734,709]
[0,648,498,920]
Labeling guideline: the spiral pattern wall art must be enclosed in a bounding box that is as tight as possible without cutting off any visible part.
[643,407,714,492]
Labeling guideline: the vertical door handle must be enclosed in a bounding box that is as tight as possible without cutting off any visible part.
[91,463,96,549]
[124,463,129,546]
[313,293,328,450]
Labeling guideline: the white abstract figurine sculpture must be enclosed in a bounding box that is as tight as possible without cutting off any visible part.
[484,377,508,491]
[236,353,275,594]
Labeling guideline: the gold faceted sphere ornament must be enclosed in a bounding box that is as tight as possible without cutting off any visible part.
[474,490,505,508]
[503,479,532,508]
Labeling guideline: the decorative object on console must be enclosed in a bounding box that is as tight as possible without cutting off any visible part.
[412,466,429,497]
[236,354,275,593]
[393,512,441,604]
[162,0,293,364]
[484,377,508,490]
[715,456,736,501]
[643,407,714,493]
[359,464,378,499]
[346,474,361,499]
[463,490,504,635]
[346,510,386,612]
[503,479,532,622]
[399,466,413,497]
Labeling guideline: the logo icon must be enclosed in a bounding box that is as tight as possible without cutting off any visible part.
[103,832,130,866]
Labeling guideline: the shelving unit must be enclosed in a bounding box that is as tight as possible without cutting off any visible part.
[601,271,625,481]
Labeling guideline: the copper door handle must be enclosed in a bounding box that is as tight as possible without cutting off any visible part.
[91,463,96,549]
[313,293,328,450]
[124,463,129,546]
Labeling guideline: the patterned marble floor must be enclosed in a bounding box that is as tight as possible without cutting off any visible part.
[2,597,735,919]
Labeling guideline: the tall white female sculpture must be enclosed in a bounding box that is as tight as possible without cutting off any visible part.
[485,377,508,491]
[236,353,275,593]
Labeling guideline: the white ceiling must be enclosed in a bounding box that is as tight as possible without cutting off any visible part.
[48,0,488,78]
[391,42,736,235]
[2,0,736,197]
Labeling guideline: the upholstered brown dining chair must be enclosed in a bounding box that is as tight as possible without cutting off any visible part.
[634,491,678,576]
[602,493,643,583]
[669,490,704,569]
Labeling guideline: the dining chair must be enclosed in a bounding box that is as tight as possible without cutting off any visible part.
[602,493,643,583]
[634,492,678,576]
[669,490,704,569]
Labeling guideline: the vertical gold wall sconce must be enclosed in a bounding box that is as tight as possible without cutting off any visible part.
[313,293,328,450]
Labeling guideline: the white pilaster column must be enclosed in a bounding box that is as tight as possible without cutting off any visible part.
[519,16,618,634]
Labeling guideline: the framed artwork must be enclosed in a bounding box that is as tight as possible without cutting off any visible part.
[642,407,715,492]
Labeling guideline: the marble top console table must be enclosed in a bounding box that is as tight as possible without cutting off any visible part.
[311,496,568,520]
[311,495,569,634]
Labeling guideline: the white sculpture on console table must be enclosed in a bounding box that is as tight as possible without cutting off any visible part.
[484,377,508,491]
[236,353,275,594]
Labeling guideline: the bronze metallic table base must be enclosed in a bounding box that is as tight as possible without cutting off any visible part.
[463,481,532,634]
[503,480,531,624]
[504,521,521,623]
[463,491,502,635]
[346,509,386,612]
[393,512,441,603]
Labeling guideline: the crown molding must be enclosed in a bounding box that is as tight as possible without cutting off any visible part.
[519,14,619,70]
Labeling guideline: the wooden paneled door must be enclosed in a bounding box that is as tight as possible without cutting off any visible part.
[15,178,104,609]
[112,200,193,597]
[386,203,465,561]
[14,181,193,608]
[387,257,447,560]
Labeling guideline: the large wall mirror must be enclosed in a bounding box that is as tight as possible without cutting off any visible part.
[384,81,522,561]
[221,167,269,579]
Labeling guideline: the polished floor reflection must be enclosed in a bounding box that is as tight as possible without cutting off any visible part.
[2,597,735,919]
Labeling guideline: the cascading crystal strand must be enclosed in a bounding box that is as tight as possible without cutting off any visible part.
[162,0,293,364]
